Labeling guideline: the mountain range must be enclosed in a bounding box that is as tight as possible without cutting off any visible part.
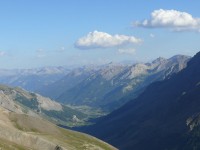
[0,55,190,116]
[82,51,200,150]
[0,66,70,92]
[0,53,198,150]
[39,55,190,113]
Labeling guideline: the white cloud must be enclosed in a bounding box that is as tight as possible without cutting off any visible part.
[134,9,200,32]
[118,48,136,55]
[75,31,142,49]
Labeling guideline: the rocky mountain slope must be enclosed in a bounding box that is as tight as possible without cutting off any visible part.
[37,66,101,100]
[0,85,87,127]
[0,106,117,150]
[83,52,200,150]
[0,55,190,115]
[40,55,190,113]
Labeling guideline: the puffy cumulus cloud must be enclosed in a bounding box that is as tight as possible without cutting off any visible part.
[134,9,200,32]
[118,48,136,55]
[75,31,142,49]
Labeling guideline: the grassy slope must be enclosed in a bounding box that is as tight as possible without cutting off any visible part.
[8,112,117,150]
[0,138,30,150]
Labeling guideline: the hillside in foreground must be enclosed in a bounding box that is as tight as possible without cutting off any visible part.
[0,106,117,150]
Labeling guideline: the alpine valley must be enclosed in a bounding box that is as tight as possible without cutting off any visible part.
[0,55,190,115]
[0,54,196,150]
[1,2,199,150]
[82,52,200,150]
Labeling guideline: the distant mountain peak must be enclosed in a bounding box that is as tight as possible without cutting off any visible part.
[152,57,166,64]
[168,54,191,62]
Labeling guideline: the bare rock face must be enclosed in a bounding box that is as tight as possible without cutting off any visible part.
[36,93,63,111]
[54,55,190,112]
[0,90,23,113]
[0,85,87,126]
[100,63,126,80]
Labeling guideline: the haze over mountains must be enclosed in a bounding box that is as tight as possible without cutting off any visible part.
[1,1,199,149]
[55,55,190,112]
[82,52,200,150]
[0,66,70,92]
[0,55,190,114]
[0,54,194,150]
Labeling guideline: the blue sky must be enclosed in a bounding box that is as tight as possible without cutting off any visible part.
[0,0,200,68]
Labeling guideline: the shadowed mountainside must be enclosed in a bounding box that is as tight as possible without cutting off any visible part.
[82,52,200,150]
[40,55,190,113]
